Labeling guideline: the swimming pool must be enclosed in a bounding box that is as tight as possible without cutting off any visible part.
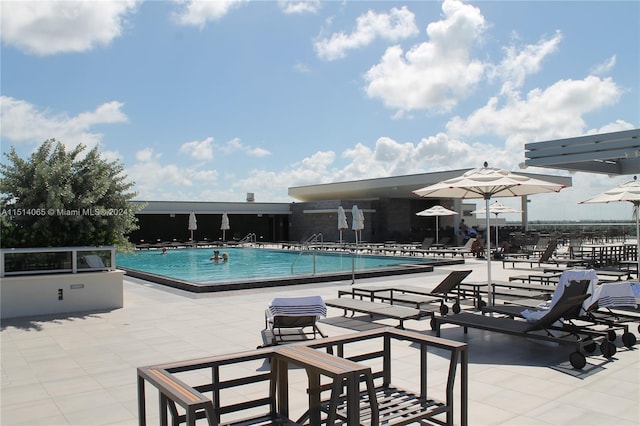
[116,247,462,292]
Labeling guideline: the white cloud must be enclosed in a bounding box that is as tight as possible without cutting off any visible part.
[314,6,419,61]
[278,0,321,15]
[446,76,623,153]
[490,31,563,90]
[128,147,219,200]
[172,0,247,28]
[590,55,617,76]
[221,138,270,157]
[0,96,127,150]
[0,0,139,56]
[294,61,311,73]
[180,137,214,160]
[363,0,487,113]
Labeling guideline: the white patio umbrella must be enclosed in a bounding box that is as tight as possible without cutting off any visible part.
[351,205,363,244]
[416,205,458,244]
[580,176,640,276]
[337,206,348,243]
[220,212,230,241]
[188,212,197,241]
[471,201,522,249]
[413,162,566,306]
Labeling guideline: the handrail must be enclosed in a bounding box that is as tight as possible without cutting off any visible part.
[238,233,257,244]
[303,232,323,245]
[291,248,317,275]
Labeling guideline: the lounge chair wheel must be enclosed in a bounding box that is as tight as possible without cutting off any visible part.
[476,298,486,309]
[569,352,586,369]
[583,342,597,353]
[622,332,637,348]
[440,304,449,316]
[600,341,617,358]
[452,303,461,314]
[607,330,617,342]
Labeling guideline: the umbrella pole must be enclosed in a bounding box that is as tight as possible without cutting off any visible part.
[485,197,492,307]
[635,203,639,279]
[495,213,499,250]
[435,216,439,243]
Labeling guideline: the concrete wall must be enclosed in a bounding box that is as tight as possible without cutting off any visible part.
[1,270,124,319]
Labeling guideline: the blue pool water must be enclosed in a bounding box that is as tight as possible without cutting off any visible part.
[116,247,428,285]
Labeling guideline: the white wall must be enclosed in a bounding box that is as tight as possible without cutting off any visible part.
[1,270,124,319]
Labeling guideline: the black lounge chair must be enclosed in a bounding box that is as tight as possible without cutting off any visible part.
[486,272,638,348]
[391,269,474,314]
[352,270,474,316]
[264,296,327,346]
[434,292,610,369]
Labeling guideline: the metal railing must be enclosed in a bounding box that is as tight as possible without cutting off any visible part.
[238,233,257,244]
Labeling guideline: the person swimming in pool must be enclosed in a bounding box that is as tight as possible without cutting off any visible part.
[221,252,229,262]
[210,249,221,262]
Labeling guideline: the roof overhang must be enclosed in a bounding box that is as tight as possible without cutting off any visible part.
[288,169,572,202]
[133,201,291,215]
[524,128,640,175]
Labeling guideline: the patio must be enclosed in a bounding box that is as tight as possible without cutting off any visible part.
[1,257,638,425]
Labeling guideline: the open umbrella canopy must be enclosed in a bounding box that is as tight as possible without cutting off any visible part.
[413,162,567,199]
[471,201,523,215]
[471,201,523,248]
[580,176,639,276]
[416,205,458,243]
[413,162,566,306]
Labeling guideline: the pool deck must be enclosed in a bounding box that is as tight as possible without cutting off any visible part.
[1,257,639,425]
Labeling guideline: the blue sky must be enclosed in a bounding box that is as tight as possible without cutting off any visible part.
[1,0,639,222]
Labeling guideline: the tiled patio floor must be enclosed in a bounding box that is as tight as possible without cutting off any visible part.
[2,258,638,425]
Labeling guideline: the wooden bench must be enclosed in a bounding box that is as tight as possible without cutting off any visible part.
[307,328,469,426]
[138,348,288,426]
[137,366,216,426]
[324,297,426,329]
[138,329,469,426]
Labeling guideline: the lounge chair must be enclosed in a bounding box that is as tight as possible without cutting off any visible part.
[264,296,327,345]
[427,238,476,257]
[485,273,638,349]
[434,292,608,369]
[352,270,474,316]
[502,241,584,268]
[400,237,433,256]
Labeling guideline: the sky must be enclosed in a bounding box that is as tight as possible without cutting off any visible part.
[1,0,639,222]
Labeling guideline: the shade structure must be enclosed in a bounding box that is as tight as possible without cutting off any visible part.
[351,205,363,244]
[220,212,230,241]
[471,201,522,248]
[188,212,197,241]
[337,206,348,243]
[413,162,566,306]
[416,205,458,243]
[580,176,640,277]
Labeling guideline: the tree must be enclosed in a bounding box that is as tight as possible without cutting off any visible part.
[0,139,144,249]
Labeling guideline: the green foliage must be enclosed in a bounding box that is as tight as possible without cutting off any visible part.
[0,139,144,249]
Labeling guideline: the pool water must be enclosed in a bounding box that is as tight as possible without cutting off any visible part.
[116,247,427,284]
